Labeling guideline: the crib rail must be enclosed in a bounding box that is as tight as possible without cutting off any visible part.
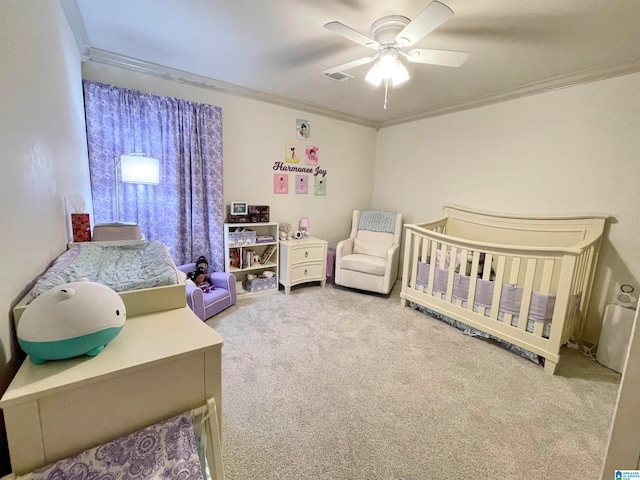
[400,221,602,374]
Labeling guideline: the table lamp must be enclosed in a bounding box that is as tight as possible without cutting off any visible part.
[299,217,309,238]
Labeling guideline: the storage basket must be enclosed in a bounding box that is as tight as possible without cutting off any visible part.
[228,230,256,247]
[244,276,277,293]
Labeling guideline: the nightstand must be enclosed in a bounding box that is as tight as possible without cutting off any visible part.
[279,236,328,294]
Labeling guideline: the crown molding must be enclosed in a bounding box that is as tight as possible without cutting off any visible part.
[60,0,90,60]
[376,57,640,128]
[86,48,379,129]
[85,48,640,131]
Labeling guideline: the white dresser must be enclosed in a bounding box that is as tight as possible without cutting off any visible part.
[279,237,328,294]
[0,307,223,475]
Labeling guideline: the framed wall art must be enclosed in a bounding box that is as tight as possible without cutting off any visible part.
[295,175,308,194]
[296,119,310,140]
[274,174,289,194]
[314,176,326,196]
[305,145,319,165]
[285,142,300,163]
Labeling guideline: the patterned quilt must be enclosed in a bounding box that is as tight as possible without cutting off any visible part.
[31,412,205,480]
[30,240,180,299]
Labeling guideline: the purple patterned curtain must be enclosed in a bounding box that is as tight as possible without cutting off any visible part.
[83,80,224,270]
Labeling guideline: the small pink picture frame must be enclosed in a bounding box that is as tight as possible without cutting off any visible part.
[274,174,288,194]
[305,146,319,165]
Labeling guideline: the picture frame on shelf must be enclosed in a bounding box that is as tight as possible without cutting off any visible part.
[231,202,248,215]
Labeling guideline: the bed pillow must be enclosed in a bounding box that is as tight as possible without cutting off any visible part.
[353,239,388,259]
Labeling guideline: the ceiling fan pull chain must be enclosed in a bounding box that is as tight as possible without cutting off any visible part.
[384,78,389,110]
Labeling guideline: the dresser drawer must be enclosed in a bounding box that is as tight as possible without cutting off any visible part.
[291,245,325,264]
[290,263,324,282]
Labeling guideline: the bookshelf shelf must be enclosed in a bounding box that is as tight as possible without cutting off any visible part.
[224,222,279,297]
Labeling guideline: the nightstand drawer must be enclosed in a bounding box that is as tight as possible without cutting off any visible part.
[290,263,324,282]
[291,245,324,264]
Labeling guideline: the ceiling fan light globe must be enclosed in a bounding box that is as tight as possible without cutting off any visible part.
[365,64,382,87]
[379,54,396,70]
[391,62,410,86]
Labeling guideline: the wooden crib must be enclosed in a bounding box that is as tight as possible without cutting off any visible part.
[400,205,608,375]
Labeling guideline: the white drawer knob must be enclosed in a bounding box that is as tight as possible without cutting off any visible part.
[305,251,309,258]
[304,269,308,275]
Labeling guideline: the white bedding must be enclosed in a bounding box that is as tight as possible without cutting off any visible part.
[29,240,180,299]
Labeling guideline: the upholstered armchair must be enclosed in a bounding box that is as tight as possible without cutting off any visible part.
[177,263,237,321]
[335,210,403,295]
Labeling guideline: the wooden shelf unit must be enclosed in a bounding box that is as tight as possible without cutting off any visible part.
[223,222,279,297]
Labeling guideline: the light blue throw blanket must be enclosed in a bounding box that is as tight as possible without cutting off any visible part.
[358,211,397,233]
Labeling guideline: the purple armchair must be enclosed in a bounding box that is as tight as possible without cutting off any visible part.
[177,263,237,321]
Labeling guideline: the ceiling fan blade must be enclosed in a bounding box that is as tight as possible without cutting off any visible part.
[403,48,469,67]
[323,55,378,75]
[395,1,454,47]
[324,21,380,49]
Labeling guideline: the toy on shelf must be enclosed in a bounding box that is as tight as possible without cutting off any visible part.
[279,222,293,241]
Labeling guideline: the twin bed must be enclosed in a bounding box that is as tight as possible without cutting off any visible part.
[400,205,607,375]
[13,240,186,323]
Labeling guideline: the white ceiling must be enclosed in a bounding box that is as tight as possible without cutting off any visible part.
[64,0,640,128]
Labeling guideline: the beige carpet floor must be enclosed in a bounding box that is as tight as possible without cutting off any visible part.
[206,282,620,480]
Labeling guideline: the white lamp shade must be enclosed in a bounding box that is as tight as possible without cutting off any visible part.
[391,62,410,86]
[365,63,383,87]
[120,155,160,184]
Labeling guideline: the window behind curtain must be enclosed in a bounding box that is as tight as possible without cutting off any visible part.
[83,80,224,270]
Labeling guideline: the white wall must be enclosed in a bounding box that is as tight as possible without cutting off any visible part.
[81,63,378,248]
[0,1,92,474]
[374,72,640,343]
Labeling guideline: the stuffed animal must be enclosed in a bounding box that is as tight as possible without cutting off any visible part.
[279,222,293,241]
[17,281,126,364]
[261,270,276,279]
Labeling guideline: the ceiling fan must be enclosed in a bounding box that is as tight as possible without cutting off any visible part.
[322,1,469,106]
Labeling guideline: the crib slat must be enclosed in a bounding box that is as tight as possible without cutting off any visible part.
[509,257,521,284]
[410,234,421,290]
[466,250,480,308]
[503,257,521,327]
[533,321,545,338]
[444,246,458,303]
[427,241,438,296]
[489,256,506,320]
[540,259,555,295]
[477,253,492,316]
[419,235,430,263]
[518,258,537,331]
[455,249,469,307]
